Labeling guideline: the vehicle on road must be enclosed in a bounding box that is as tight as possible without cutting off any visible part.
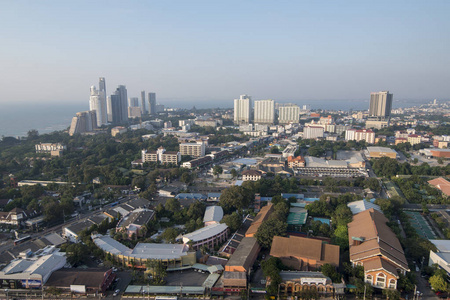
[113,289,120,296]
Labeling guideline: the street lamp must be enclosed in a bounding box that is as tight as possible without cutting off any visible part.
[4,288,9,300]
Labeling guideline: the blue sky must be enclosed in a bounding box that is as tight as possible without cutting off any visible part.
[0,0,449,107]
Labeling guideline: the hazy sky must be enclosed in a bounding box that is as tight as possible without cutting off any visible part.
[1,0,449,106]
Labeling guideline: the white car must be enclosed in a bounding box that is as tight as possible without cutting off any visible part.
[113,289,120,296]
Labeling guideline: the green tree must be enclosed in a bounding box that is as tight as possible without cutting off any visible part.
[255,218,287,249]
[165,198,181,213]
[230,168,238,179]
[221,212,243,232]
[429,270,448,292]
[213,165,223,177]
[146,260,167,284]
[321,263,341,283]
[161,227,179,243]
[65,243,89,266]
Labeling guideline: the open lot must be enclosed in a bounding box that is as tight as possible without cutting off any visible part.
[165,269,209,286]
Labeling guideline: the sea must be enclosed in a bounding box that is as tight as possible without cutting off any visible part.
[0,98,435,138]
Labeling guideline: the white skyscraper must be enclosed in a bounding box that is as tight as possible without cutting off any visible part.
[278,104,300,124]
[89,78,107,127]
[234,94,252,124]
[254,99,275,124]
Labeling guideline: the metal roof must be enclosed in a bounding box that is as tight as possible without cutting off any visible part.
[182,223,228,242]
[203,206,224,224]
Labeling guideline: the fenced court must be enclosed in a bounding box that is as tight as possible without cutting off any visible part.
[404,211,436,239]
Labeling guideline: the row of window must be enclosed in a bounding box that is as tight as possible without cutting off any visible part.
[365,273,396,289]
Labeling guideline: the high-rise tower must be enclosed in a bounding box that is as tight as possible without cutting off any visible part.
[254,99,275,124]
[115,85,128,123]
[366,91,393,129]
[141,91,146,114]
[234,95,252,124]
[89,78,107,127]
[148,92,156,115]
[369,91,393,118]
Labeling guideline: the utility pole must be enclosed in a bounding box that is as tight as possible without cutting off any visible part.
[413,284,417,300]
[363,284,366,300]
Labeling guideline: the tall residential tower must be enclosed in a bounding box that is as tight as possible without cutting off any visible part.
[234,94,252,124]
[254,99,275,124]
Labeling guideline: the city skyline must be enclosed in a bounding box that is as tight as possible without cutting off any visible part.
[1,1,449,105]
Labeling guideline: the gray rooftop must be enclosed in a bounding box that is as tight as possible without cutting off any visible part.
[203,206,224,224]
[182,223,228,242]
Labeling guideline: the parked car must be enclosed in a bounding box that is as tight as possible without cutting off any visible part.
[113,289,120,296]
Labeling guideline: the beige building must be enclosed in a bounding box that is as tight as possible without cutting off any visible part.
[366,147,397,159]
[141,147,180,164]
[179,141,206,157]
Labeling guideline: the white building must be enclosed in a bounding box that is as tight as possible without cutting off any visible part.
[180,141,206,157]
[303,126,324,139]
[141,147,181,164]
[234,95,252,124]
[254,99,275,124]
[428,240,450,276]
[0,251,66,288]
[89,79,107,127]
[345,129,375,144]
[278,104,300,124]
[35,143,66,153]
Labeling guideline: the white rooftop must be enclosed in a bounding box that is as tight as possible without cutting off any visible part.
[131,243,188,260]
[430,239,450,253]
[347,200,382,215]
[203,206,224,224]
[0,252,66,283]
[182,223,228,242]
[305,156,348,168]
[92,234,189,260]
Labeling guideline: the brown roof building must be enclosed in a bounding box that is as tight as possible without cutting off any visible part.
[245,204,273,237]
[45,269,115,295]
[428,177,450,197]
[225,237,260,273]
[348,208,409,290]
[270,236,340,270]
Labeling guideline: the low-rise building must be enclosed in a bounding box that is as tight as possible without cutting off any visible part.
[180,223,229,250]
[116,208,155,239]
[303,126,324,139]
[142,147,181,165]
[287,156,305,168]
[407,134,421,145]
[428,240,450,276]
[203,206,224,226]
[270,236,340,270]
[182,156,212,169]
[347,200,382,215]
[35,143,66,154]
[273,271,336,295]
[111,126,127,137]
[45,269,115,296]
[225,237,260,273]
[241,170,262,181]
[428,177,450,198]
[0,251,66,289]
[366,147,398,159]
[348,209,409,290]
[92,234,196,268]
[0,208,30,226]
[245,204,273,237]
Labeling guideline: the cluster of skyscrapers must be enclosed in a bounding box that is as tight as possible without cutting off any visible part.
[234,95,306,125]
[69,77,157,135]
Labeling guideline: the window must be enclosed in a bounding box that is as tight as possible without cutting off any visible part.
[376,273,386,287]
[389,279,396,289]
[365,274,373,284]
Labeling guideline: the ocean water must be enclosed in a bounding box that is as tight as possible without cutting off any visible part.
[0,103,87,138]
[0,98,434,138]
